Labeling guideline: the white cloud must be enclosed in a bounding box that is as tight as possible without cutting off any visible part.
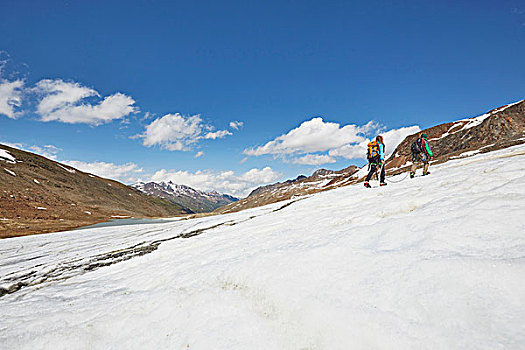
[29,144,62,160]
[229,121,244,130]
[0,141,24,149]
[63,160,143,183]
[142,111,155,120]
[0,79,24,119]
[137,113,233,151]
[328,142,369,160]
[291,154,337,165]
[238,167,281,183]
[34,79,137,125]
[150,166,282,197]
[194,151,204,158]
[204,130,232,139]
[244,118,378,156]
[0,142,63,160]
[139,113,203,151]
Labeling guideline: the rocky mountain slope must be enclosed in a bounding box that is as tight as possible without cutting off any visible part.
[0,144,186,238]
[386,99,525,170]
[132,181,237,213]
[216,99,525,214]
[215,165,359,214]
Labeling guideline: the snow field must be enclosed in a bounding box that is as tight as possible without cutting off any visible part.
[1,144,525,349]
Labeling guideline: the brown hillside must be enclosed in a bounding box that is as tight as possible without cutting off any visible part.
[0,144,186,238]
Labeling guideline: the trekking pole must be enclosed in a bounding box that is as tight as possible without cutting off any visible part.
[374,161,383,182]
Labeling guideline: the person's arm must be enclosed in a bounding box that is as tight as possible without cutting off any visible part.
[380,143,385,162]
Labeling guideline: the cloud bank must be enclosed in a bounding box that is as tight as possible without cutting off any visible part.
[244,117,419,165]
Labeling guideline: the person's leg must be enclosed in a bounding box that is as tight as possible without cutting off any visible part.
[423,161,429,174]
[365,163,377,182]
[410,156,417,175]
[380,163,386,183]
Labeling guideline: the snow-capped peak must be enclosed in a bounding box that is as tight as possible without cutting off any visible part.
[130,181,238,213]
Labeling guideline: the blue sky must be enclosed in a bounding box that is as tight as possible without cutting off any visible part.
[1,0,524,196]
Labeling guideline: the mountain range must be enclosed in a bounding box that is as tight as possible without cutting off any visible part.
[131,181,238,213]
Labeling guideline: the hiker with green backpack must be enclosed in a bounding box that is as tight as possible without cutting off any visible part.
[410,133,433,178]
[364,135,386,188]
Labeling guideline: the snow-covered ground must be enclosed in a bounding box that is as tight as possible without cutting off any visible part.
[1,145,525,349]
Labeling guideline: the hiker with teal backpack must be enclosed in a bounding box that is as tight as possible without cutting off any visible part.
[410,133,433,178]
[364,135,386,188]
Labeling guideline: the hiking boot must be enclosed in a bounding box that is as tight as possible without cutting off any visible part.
[410,172,415,179]
[422,171,430,176]
[364,182,371,188]
[380,182,387,186]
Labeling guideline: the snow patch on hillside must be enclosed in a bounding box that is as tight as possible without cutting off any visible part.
[0,149,16,163]
[459,99,523,131]
[57,164,76,173]
[428,100,524,142]
[3,168,16,176]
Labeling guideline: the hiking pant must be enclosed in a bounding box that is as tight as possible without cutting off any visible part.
[411,152,429,174]
[366,157,385,183]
